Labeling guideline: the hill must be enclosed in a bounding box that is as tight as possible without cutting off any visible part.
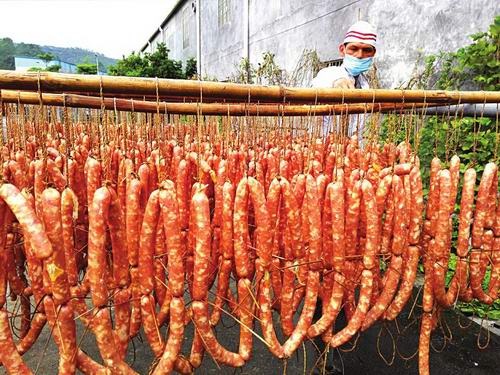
[0,37,117,72]
[40,45,117,69]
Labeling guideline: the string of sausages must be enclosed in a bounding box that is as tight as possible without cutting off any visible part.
[0,120,498,375]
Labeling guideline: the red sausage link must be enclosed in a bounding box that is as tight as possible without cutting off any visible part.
[448,155,460,214]
[113,287,131,359]
[126,178,142,267]
[344,180,361,257]
[221,181,235,260]
[280,178,304,259]
[307,272,345,338]
[129,267,142,338]
[141,294,164,357]
[85,157,102,211]
[43,296,77,374]
[330,269,373,348]
[152,297,185,374]
[192,300,245,367]
[470,230,494,304]
[107,188,130,287]
[418,312,433,375]
[408,164,424,245]
[0,183,53,259]
[93,307,138,374]
[237,277,254,361]
[233,178,252,279]
[176,159,190,230]
[16,312,47,355]
[138,190,160,296]
[41,188,71,305]
[160,181,185,298]
[191,189,212,301]
[282,270,320,357]
[258,271,284,358]
[87,187,111,307]
[305,174,322,270]
[391,175,408,257]
[61,188,79,286]
[322,183,334,270]
[472,163,497,248]
[456,169,476,257]
[210,258,232,326]
[330,176,346,273]
[384,245,420,320]
[0,309,32,374]
[248,177,273,268]
[361,179,379,269]
[362,255,402,331]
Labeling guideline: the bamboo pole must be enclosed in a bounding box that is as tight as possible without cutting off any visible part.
[0,70,499,104]
[0,90,447,116]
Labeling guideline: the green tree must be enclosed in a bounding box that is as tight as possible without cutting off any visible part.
[46,64,61,72]
[184,57,197,79]
[0,37,16,69]
[422,15,500,91]
[37,52,56,67]
[76,63,98,75]
[142,43,184,79]
[28,64,61,73]
[108,51,148,77]
[108,43,196,79]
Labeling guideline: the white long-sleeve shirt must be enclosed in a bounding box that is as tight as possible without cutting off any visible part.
[311,65,370,89]
[311,65,370,141]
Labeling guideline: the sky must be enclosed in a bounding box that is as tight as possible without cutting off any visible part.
[0,0,176,58]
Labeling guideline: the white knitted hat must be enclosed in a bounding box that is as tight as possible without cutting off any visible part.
[343,21,377,48]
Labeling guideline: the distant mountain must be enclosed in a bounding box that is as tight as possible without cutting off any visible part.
[0,37,117,72]
[40,45,117,70]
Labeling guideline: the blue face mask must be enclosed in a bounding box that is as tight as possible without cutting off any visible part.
[343,54,373,76]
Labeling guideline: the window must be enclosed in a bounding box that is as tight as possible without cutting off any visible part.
[314,58,343,77]
[323,58,343,67]
[182,7,190,49]
[218,0,230,27]
[165,26,174,49]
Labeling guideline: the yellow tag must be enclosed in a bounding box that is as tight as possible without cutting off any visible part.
[264,270,270,281]
[71,190,79,221]
[46,262,64,282]
[209,170,217,183]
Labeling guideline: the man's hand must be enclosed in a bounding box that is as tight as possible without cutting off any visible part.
[332,78,355,89]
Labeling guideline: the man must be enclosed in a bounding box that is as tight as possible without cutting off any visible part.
[311,20,377,138]
[312,20,377,89]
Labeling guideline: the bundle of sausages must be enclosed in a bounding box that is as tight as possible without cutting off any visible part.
[0,120,498,375]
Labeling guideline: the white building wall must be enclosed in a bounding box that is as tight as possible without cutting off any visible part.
[199,0,244,80]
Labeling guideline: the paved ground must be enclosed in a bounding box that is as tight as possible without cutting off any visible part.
[1,292,499,374]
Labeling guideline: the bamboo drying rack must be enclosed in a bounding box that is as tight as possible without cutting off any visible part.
[0,71,499,109]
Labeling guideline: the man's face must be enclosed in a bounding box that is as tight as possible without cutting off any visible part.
[339,42,376,59]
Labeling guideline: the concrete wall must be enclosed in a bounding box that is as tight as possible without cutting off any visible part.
[199,0,244,80]
[367,0,499,87]
[145,0,499,88]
